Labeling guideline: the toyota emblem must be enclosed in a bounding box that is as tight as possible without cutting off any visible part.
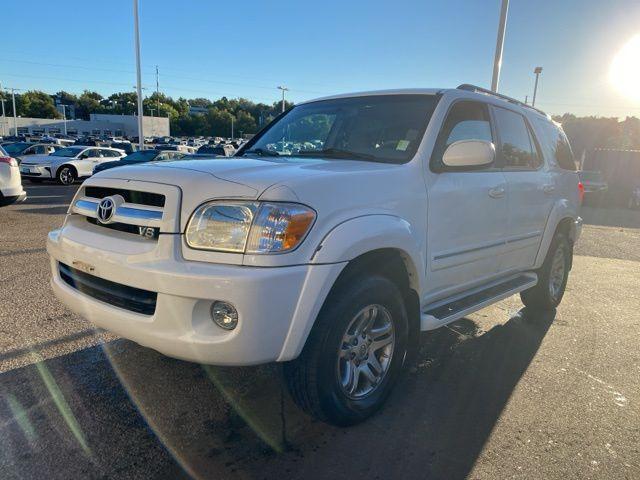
[97,197,116,224]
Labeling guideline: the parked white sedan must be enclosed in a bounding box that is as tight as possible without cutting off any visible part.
[0,146,26,206]
[20,146,126,185]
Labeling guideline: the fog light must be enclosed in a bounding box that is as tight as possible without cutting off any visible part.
[211,301,238,330]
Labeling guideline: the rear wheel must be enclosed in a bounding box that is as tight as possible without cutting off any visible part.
[284,275,408,426]
[56,166,76,185]
[521,233,571,310]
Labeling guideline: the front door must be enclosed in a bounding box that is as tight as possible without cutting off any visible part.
[426,100,509,301]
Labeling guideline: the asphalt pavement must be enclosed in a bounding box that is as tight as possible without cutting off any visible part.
[1,184,639,479]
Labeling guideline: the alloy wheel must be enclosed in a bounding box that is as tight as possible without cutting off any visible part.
[336,304,395,399]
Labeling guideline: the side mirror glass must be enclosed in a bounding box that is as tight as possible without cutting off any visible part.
[442,140,495,168]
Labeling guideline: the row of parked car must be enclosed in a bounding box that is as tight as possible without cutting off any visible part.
[0,135,247,206]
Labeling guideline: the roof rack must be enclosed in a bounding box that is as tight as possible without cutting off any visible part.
[456,84,548,117]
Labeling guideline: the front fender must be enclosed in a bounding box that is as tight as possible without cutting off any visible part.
[277,215,425,361]
[311,214,424,291]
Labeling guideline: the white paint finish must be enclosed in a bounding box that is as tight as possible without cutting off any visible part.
[46,87,581,365]
[426,170,509,297]
[0,161,25,200]
[21,147,126,180]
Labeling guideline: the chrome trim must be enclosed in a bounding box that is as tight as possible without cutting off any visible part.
[116,206,163,220]
[71,196,163,227]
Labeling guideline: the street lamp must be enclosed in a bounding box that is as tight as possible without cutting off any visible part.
[133,0,144,149]
[532,66,543,107]
[277,85,289,113]
[490,0,510,92]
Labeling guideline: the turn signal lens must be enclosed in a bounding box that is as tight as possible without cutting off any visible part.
[246,203,316,254]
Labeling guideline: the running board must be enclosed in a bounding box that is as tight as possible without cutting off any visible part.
[420,273,538,331]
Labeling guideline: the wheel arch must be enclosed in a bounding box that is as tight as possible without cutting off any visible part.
[279,215,425,362]
[534,200,578,270]
[55,163,78,179]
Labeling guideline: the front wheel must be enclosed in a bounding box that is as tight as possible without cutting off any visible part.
[284,275,408,426]
[521,233,571,310]
[57,166,76,185]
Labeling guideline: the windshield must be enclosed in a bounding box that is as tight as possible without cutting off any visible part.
[243,94,439,163]
[579,171,604,182]
[50,147,81,158]
[122,150,157,162]
[3,142,30,155]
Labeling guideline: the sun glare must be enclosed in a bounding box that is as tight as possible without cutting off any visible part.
[609,35,640,102]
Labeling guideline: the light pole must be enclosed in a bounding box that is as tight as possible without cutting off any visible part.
[60,104,69,135]
[490,0,510,92]
[133,0,144,149]
[277,85,288,113]
[532,66,543,107]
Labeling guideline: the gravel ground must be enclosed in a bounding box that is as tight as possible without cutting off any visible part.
[1,184,639,479]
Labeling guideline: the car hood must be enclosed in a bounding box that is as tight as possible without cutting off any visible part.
[137,156,402,193]
[20,154,56,165]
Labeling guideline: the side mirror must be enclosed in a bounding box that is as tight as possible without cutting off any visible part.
[442,140,495,168]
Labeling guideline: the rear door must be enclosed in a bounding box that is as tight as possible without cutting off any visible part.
[491,106,554,272]
[426,100,509,299]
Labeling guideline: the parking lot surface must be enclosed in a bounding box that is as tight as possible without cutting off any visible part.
[1,184,639,479]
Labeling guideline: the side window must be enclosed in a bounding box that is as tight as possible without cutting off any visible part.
[432,101,493,169]
[24,146,36,155]
[534,118,576,170]
[493,107,540,169]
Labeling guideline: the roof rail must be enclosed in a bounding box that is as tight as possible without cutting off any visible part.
[456,84,548,116]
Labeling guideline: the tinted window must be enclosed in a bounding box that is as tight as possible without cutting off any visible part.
[534,118,576,170]
[245,95,439,164]
[493,108,540,169]
[432,101,493,168]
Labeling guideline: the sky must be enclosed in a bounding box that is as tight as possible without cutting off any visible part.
[2,0,640,118]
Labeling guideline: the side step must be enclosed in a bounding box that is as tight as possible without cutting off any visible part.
[420,273,538,331]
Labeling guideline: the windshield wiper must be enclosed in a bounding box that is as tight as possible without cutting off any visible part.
[296,148,377,161]
[242,148,280,157]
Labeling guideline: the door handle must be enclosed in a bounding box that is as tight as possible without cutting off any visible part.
[488,186,506,198]
[542,184,556,195]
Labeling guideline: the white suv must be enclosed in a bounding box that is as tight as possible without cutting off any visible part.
[21,146,126,185]
[47,85,582,425]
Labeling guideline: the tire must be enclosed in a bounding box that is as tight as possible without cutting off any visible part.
[284,274,409,426]
[28,178,44,184]
[56,166,76,185]
[520,233,571,310]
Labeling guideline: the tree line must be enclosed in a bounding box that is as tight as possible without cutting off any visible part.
[2,90,640,152]
[0,89,292,138]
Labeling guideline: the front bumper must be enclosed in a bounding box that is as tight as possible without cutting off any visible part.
[20,164,53,178]
[47,228,345,365]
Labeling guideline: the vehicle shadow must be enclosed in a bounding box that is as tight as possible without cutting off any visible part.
[581,205,640,229]
[0,307,555,479]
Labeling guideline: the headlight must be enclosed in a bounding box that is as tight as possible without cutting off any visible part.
[185,201,315,254]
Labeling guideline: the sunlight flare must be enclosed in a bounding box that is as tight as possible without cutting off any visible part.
[609,35,640,102]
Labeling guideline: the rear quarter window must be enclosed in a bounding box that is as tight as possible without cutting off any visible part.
[533,117,576,170]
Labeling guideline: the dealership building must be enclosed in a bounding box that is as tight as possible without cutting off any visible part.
[0,113,170,138]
